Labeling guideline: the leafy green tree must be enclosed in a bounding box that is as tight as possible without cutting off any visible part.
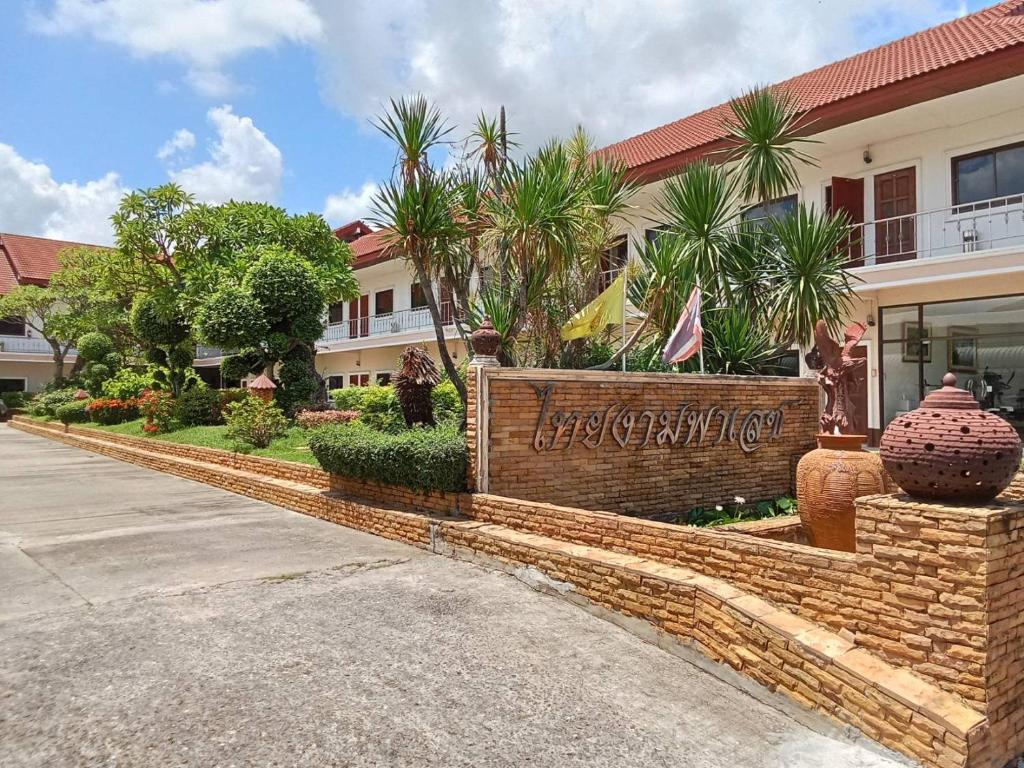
[197,246,345,413]
[0,285,83,387]
[130,293,192,396]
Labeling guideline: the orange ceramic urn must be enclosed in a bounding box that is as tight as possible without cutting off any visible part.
[796,434,892,552]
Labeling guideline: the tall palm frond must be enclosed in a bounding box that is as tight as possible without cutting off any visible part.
[764,205,859,347]
[724,87,819,206]
[468,111,517,179]
[373,95,453,183]
[656,160,738,303]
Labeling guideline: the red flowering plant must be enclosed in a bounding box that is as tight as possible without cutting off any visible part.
[138,389,175,434]
[86,397,140,426]
[295,409,360,430]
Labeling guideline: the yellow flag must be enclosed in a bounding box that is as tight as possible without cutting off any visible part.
[560,272,626,341]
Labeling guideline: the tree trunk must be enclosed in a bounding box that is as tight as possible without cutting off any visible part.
[49,343,66,387]
[410,253,468,406]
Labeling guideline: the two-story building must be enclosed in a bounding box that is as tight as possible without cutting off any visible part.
[0,233,96,392]
[595,1,1024,442]
[313,224,466,390]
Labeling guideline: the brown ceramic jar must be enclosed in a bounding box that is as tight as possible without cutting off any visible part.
[879,373,1022,502]
[796,433,893,552]
[470,316,502,358]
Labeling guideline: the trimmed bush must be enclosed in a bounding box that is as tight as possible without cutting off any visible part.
[224,396,288,448]
[431,380,464,424]
[101,368,151,400]
[218,387,251,410]
[77,331,115,363]
[330,388,364,411]
[56,399,91,425]
[87,398,140,425]
[330,385,404,433]
[174,386,223,427]
[309,422,467,493]
[1,391,27,408]
[296,409,359,430]
[29,387,79,418]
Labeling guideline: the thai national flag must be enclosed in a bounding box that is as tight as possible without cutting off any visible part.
[662,286,703,365]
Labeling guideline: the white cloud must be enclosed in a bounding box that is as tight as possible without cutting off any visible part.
[0,144,125,245]
[166,106,283,204]
[311,0,963,150]
[32,0,322,96]
[156,128,196,162]
[323,182,379,226]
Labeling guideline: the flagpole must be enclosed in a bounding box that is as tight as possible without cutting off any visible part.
[621,265,628,372]
[697,278,705,374]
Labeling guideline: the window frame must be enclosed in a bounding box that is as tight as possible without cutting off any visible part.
[0,316,27,337]
[951,140,1024,208]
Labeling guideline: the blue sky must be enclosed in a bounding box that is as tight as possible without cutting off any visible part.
[0,0,987,244]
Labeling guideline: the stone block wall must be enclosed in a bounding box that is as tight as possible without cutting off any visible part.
[471,368,818,515]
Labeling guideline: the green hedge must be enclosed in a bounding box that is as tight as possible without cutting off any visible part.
[308,421,467,493]
[55,400,91,424]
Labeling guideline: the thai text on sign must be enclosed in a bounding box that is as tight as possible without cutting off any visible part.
[530,382,797,454]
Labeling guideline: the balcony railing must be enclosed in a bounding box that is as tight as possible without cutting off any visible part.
[195,345,232,359]
[847,193,1024,267]
[0,336,60,355]
[322,303,455,343]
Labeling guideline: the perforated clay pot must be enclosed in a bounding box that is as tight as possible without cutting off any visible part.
[880,372,1022,502]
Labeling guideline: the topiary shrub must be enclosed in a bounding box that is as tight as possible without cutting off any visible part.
[1,391,27,409]
[393,346,440,427]
[77,332,115,363]
[173,386,223,427]
[56,399,91,425]
[87,398,140,425]
[224,396,288,448]
[358,385,405,434]
[308,422,467,492]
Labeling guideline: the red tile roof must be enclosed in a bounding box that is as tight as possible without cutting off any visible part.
[348,228,393,270]
[595,1,1024,179]
[0,232,106,293]
[334,219,374,243]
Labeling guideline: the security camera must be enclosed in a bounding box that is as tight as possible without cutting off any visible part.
[863,149,873,165]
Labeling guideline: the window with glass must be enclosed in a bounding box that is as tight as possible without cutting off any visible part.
[880,295,1024,437]
[740,194,798,223]
[0,316,26,336]
[375,372,392,385]
[952,142,1024,206]
[327,375,345,390]
[328,302,344,325]
[0,378,26,392]
[411,282,429,310]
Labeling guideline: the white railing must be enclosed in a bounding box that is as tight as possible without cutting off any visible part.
[848,193,1024,267]
[322,302,455,343]
[195,345,232,359]
[0,336,59,354]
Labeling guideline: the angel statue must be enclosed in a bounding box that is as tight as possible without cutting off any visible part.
[804,320,867,435]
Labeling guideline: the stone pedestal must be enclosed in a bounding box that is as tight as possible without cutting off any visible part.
[854,493,1024,768]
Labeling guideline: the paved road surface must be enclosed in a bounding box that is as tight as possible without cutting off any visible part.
[0,425,908,767]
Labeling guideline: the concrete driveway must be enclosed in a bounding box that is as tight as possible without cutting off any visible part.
[0,425,908,768]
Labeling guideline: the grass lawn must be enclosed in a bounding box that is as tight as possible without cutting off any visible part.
[28,416,319,466]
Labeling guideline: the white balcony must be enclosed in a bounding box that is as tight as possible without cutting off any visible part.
[0,336,59,355]
[321,303,455,345]
[848,193,1024,267]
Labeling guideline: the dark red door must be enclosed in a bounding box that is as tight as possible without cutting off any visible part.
[874,168,916,263]
[849,345,868,437]
[348,294,369,337]
[830,177,865,267]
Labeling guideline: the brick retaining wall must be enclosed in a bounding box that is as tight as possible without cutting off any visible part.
[13,416,1024,768]
[470,367,818,516]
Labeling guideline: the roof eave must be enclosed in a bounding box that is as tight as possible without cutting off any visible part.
[626,43,1024,184]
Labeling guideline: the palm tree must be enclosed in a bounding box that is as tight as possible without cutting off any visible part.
[372,96,471,404]
[765,206,859,347]
[724,86,819,208]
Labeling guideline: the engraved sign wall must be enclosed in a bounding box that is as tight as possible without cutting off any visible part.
[477,369,818,516]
